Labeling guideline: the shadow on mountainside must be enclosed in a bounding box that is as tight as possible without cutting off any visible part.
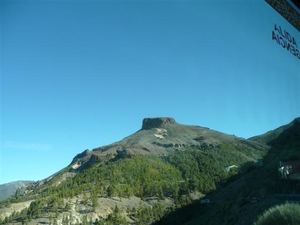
[154,118,300,225]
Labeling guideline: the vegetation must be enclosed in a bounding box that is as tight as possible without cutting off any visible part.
[0,142,258,224]
[165,144,256,193]
[35,144,255,203]
[1,118,299,225]
[51,155,182,200]
[162,119,300,225]
[254,203,300,225]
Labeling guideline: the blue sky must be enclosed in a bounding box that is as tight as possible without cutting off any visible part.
[1,0,299,184]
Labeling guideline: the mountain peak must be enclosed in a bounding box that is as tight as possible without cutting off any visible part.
[142,117,176,130]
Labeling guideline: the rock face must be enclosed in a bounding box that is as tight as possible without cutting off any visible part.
[142,117,176,130]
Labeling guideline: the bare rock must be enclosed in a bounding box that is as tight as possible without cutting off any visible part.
[142,117,176,130]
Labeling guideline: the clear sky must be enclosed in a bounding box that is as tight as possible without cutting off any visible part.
[1,0,299,184]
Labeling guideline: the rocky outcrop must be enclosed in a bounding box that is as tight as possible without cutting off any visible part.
[72,149,90,163]
[152,141,185,148]
[70,149,102,170]
[142,117,176,130]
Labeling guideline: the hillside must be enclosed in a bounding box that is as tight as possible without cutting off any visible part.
[156,117,300,225]
[249,118,300,146]
[1,117,297,225]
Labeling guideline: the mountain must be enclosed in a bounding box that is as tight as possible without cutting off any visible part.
[0,181,34,202]
[0,117,298,225]
[70,117,266,171]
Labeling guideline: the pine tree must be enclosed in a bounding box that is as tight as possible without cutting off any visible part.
[91,193,98,212]
[65,202,71,211]
[83,192,89,205]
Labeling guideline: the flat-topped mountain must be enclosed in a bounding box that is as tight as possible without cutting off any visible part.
[141,117,176,129]
[70,117,266,171]
[1,117,299,225]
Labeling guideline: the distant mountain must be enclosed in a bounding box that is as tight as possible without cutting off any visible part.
[0,181,33,201]
[0,117,298,225]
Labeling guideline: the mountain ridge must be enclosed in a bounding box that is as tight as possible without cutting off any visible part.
[1,117,299,225]
[70,117,267,172]
[248,118,300,145]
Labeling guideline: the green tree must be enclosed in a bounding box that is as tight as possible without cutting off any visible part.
[65,202,71,211]
[254,203,300,225]
[49,214,53,224]
[27,200,43,219]
[106,206,128,225]
[62,214,70,225]
[75,199,79,212]
[91,193,99,212]
[82,215,88,225]
[107,185,115,198]
[83,192,89,205]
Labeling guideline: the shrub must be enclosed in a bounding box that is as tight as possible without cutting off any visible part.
[254,203,300,225]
